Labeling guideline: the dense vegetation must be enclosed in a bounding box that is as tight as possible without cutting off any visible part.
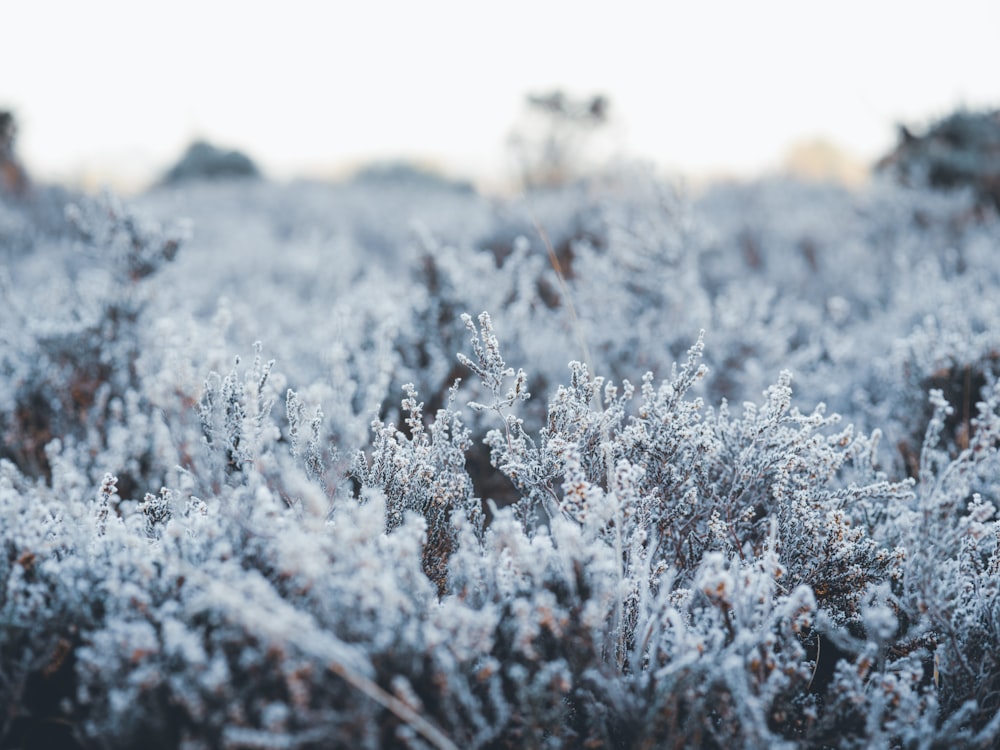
[2,156,1000,748]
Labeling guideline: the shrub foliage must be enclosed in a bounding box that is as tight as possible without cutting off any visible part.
[1,168,1000,748]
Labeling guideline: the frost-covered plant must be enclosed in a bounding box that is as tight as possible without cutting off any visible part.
[447,313,940,747]
[4,162,1000,749]
[886,384,1000,739]
[198,343,279,486]
[351,379,482,591]
[0,192,186,494]
[0,302,996,749]
[462,312,905,615]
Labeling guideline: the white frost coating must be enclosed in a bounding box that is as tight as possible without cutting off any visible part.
[1,171,999,747]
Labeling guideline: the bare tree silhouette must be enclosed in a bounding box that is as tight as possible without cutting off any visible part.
[508,89,611,189]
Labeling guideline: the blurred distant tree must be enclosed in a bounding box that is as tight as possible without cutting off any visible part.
[0,110,30,197]
[159,140,261,186]
[876,108,1000,211]
[508,89,611,189]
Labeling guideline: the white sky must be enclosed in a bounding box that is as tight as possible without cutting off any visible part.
[3,0,999,190]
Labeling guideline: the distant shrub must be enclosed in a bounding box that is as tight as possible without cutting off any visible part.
[877,108,1000,211]
[350,161,475,195]
[159,140,261,185]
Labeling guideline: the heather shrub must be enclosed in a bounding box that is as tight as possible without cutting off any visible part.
[2,312,991,748]
[0,192,187,495]
[2,165,1000,748]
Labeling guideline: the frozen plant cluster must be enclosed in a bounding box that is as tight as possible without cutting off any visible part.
[1,165,1000,748]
